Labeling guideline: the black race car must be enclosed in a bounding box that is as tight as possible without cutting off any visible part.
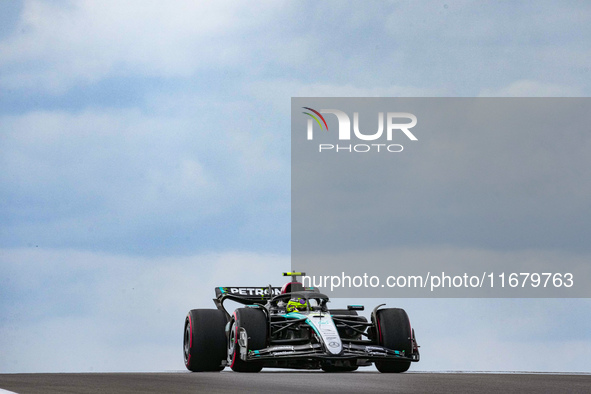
[183,272,419,373]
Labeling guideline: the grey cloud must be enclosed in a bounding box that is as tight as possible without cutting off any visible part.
[0,248,289,372]
[2,2,590,96]
[479,80,584,97]
[0,105,290,255]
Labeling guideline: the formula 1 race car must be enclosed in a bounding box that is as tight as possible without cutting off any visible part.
[183,272,420,373]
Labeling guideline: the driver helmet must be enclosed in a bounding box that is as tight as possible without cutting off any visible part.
[286,297,309,313]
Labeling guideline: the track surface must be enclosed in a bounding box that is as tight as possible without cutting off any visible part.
[1,372,590,394]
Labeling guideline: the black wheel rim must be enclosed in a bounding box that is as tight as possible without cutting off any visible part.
[227,321,236,365]
[183,320,190,364]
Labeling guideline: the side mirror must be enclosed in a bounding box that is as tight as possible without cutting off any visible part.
[347,305,364,311]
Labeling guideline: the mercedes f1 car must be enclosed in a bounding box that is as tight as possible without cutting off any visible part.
[183,272,419,373]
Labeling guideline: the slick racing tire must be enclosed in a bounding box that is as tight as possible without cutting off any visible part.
[228,308,268,372]
[374,308,413,373]
[184,309,227,372]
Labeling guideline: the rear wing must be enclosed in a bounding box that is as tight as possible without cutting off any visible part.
[215,286,282,302]
[213,287,282,318]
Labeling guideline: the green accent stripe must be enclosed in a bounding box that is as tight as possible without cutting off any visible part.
[303,112,323,130]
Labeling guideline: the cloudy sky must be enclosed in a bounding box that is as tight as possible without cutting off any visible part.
[1,0,590,373]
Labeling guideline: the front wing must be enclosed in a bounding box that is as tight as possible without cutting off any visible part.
[249,343,419,362]
[234,327,419,363]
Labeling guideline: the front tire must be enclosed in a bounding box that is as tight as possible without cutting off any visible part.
[228,308,268,372]
[184,309,227,372]
[374,308,413,373]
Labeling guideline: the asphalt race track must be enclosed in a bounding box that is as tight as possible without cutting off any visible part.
[1,371,590,394]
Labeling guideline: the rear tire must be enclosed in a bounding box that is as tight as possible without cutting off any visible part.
[374,308,412,373]
[184,309,227,372]
[228,308,267,372]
